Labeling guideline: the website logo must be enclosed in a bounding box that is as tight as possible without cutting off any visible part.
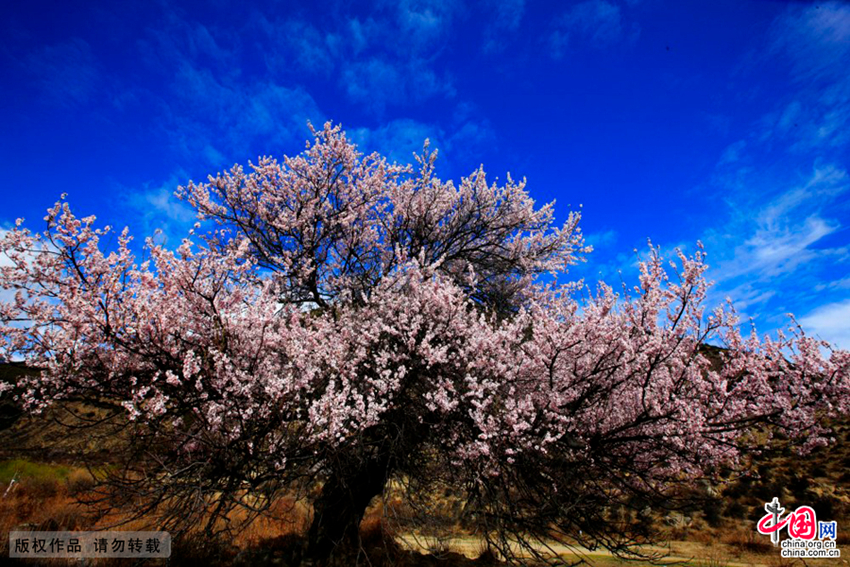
[757,497,840,559]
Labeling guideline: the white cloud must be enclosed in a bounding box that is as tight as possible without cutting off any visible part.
[0,228,19,319]
[771,2,850,86]
[799,299,850,350]
[549,0,639,59]
[128,7,326,165]
[390,0,462,53]
[256,17,340,76]
[123,174,197,246]
[0,228,13,270]
[482,0,525,53]
[757,2,850,152]
[251,7,457,116]
[584,229,618,250]
[634,3,850,343]
[140,186,195,225]
[153,54,324,165]
[709,165,848,287]
[351,119,446,165]
[814,277,850,293]
[718,140,747,166]
[351,115,496,170]
[342,57,454,115]
[678,163,847,343]
[0,227,56,333]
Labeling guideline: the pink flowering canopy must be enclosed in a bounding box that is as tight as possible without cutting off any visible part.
[1,123,848,564]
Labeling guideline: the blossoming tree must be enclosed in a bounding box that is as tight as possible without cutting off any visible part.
[1,123,848,565]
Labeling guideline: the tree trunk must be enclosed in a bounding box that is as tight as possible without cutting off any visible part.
[302,455,389,565]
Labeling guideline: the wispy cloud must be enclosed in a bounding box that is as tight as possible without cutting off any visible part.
[389,0,462,53]
[342,57,454,114]
[481,0,525,53]
[770,1,850,86]
[719,167,846,278]
[351,114,495,170]
[120,3,487,230]
[756,2,850,153]
[131,10,325,166]
[591,163,848,338]
[70,2,480,169]
[255,17,340,77]
[548,0,639,59]
[718,140,747,166]
[122,173,197,244]
[702,165,849,328]
[24,38,100,106]
[799,299,850,350]
[584,229,618,251]
[351,119,445,165]
[165,67,324,166]
[254,3,459,116]
[675,3,850,344]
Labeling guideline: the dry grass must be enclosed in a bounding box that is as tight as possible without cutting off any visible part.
[717,524,774,556]
[3,474,849,566]
[1,458,847,567]
[0,475,507,566]
[2,363,848,566]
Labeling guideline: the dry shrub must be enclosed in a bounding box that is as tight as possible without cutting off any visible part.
[356,517,494,567]
[0,490,93,562]
[234,532,305,566]
[18,474,61,499]
[688,526,720,545]
[357,515,406,566]
[765,555,807,567]
[666,525,692,541]
[0,487,90,531]
[474,547,500,565]
[230,515,400,566]
[719,524,774,555]
[698,547,736,567]
[169,532,238,567]
[65,468,96,495]
[231,494,312,549]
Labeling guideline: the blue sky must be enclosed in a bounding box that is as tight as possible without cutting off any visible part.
[1,0,848,348]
